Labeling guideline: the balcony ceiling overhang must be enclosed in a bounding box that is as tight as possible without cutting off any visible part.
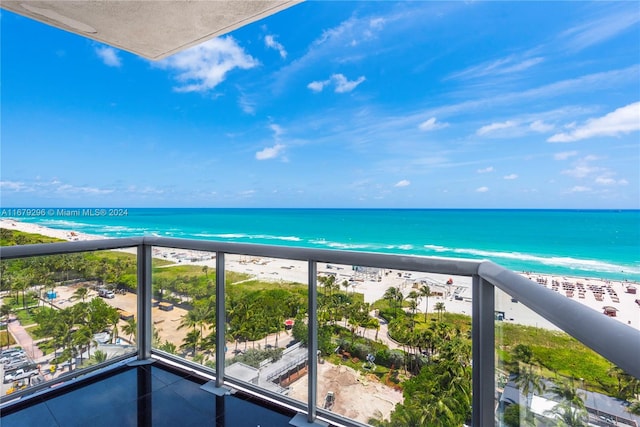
[1,1,300,60]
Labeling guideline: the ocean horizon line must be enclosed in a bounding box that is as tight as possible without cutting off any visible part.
[3,207,639,212]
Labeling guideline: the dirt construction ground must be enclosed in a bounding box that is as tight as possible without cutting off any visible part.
[287,362,403,424]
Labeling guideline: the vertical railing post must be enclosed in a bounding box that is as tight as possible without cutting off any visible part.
[215,252,226,388]
[472,274,495,426]
[137,242,152,360]
[307,260,318,423]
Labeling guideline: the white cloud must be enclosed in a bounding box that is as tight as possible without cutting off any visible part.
[270,124,285,137]
[317,13,386,47]
[238,94,256,114]
[569,186,591,193]
[272,10,392,93]
[126,185,165,195]
[0,180,29,192]
[476,186,489,193]
[504,174,518,180]
[448,54,544,80]
[562,164,601,179]
[554,151,578,160]
[395,180,410,187]
[477,167,494,174]
[307,74,365,93]
[419,117,449,131]
[561,8,640,51]
[595,175,629,186]
[529,120,554,133]
[548,102,640,142]
[307,80,330,92]
[56,184,114,195]
[422,66,639,120]
[369,17,385,30]
[0,178,116,201]
[255,144,285,160]
[95,46,122,67]
[158,37,258,93]
[1,179,114,195]
[264,34,287,59]
[476,121,517,136]
[332,73,366,93]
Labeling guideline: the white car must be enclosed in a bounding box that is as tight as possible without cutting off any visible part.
[3,368,24,383]
[98,289,115,299]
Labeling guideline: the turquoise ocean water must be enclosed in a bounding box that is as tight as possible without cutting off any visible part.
[8,209,640,281]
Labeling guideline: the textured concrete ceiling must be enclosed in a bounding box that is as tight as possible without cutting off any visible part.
[1,1,299,60]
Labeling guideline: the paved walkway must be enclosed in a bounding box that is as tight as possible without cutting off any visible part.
[359,312,402,350]
[7,318,44,361]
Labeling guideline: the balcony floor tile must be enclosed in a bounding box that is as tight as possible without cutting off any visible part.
[1,363,297,427]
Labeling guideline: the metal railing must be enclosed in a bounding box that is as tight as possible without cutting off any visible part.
[1,237,639,427]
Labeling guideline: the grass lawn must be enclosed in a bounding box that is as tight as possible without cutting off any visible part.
[12,307,38,327]
[497,322,616,393]
[152,264,251,284]
[0,329,16,347]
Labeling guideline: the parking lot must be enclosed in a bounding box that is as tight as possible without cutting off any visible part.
[1,348,42,395]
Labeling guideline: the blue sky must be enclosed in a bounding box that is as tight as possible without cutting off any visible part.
[1,1,639,208]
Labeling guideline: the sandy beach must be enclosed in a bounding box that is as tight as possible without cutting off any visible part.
[2,218,638,332]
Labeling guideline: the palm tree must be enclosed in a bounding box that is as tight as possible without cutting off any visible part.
[109,311,120,344]
[92,349,107,364]
[514,363,546,421]
[73,326,93,366]
[341,280,350,294]
[383,286,403,317]
[182,329,201,356]
[607,365,640,400]
[407,299,418,330]
[546,377,588,426]
[434,302,446,322]
[511,343,534,365]
[178,309,199,333]
[0,304,12,321]
[73,287,89,302]
[122,318,137,343]
[157,340,177,354]
[419,284,431,322]
[407,290,419,324]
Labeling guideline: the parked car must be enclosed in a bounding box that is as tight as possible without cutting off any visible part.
[3,369,24,383]
[0,349,24,358]
[4,360,30,372]
[98,288,115,299]
[3,354,27,366]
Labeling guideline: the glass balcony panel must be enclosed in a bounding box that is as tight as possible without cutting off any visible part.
[0,249,138,397]
[494,280,640,427]
[149,247,216,369]
[314,264,472,426]
[224,254,308,406]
